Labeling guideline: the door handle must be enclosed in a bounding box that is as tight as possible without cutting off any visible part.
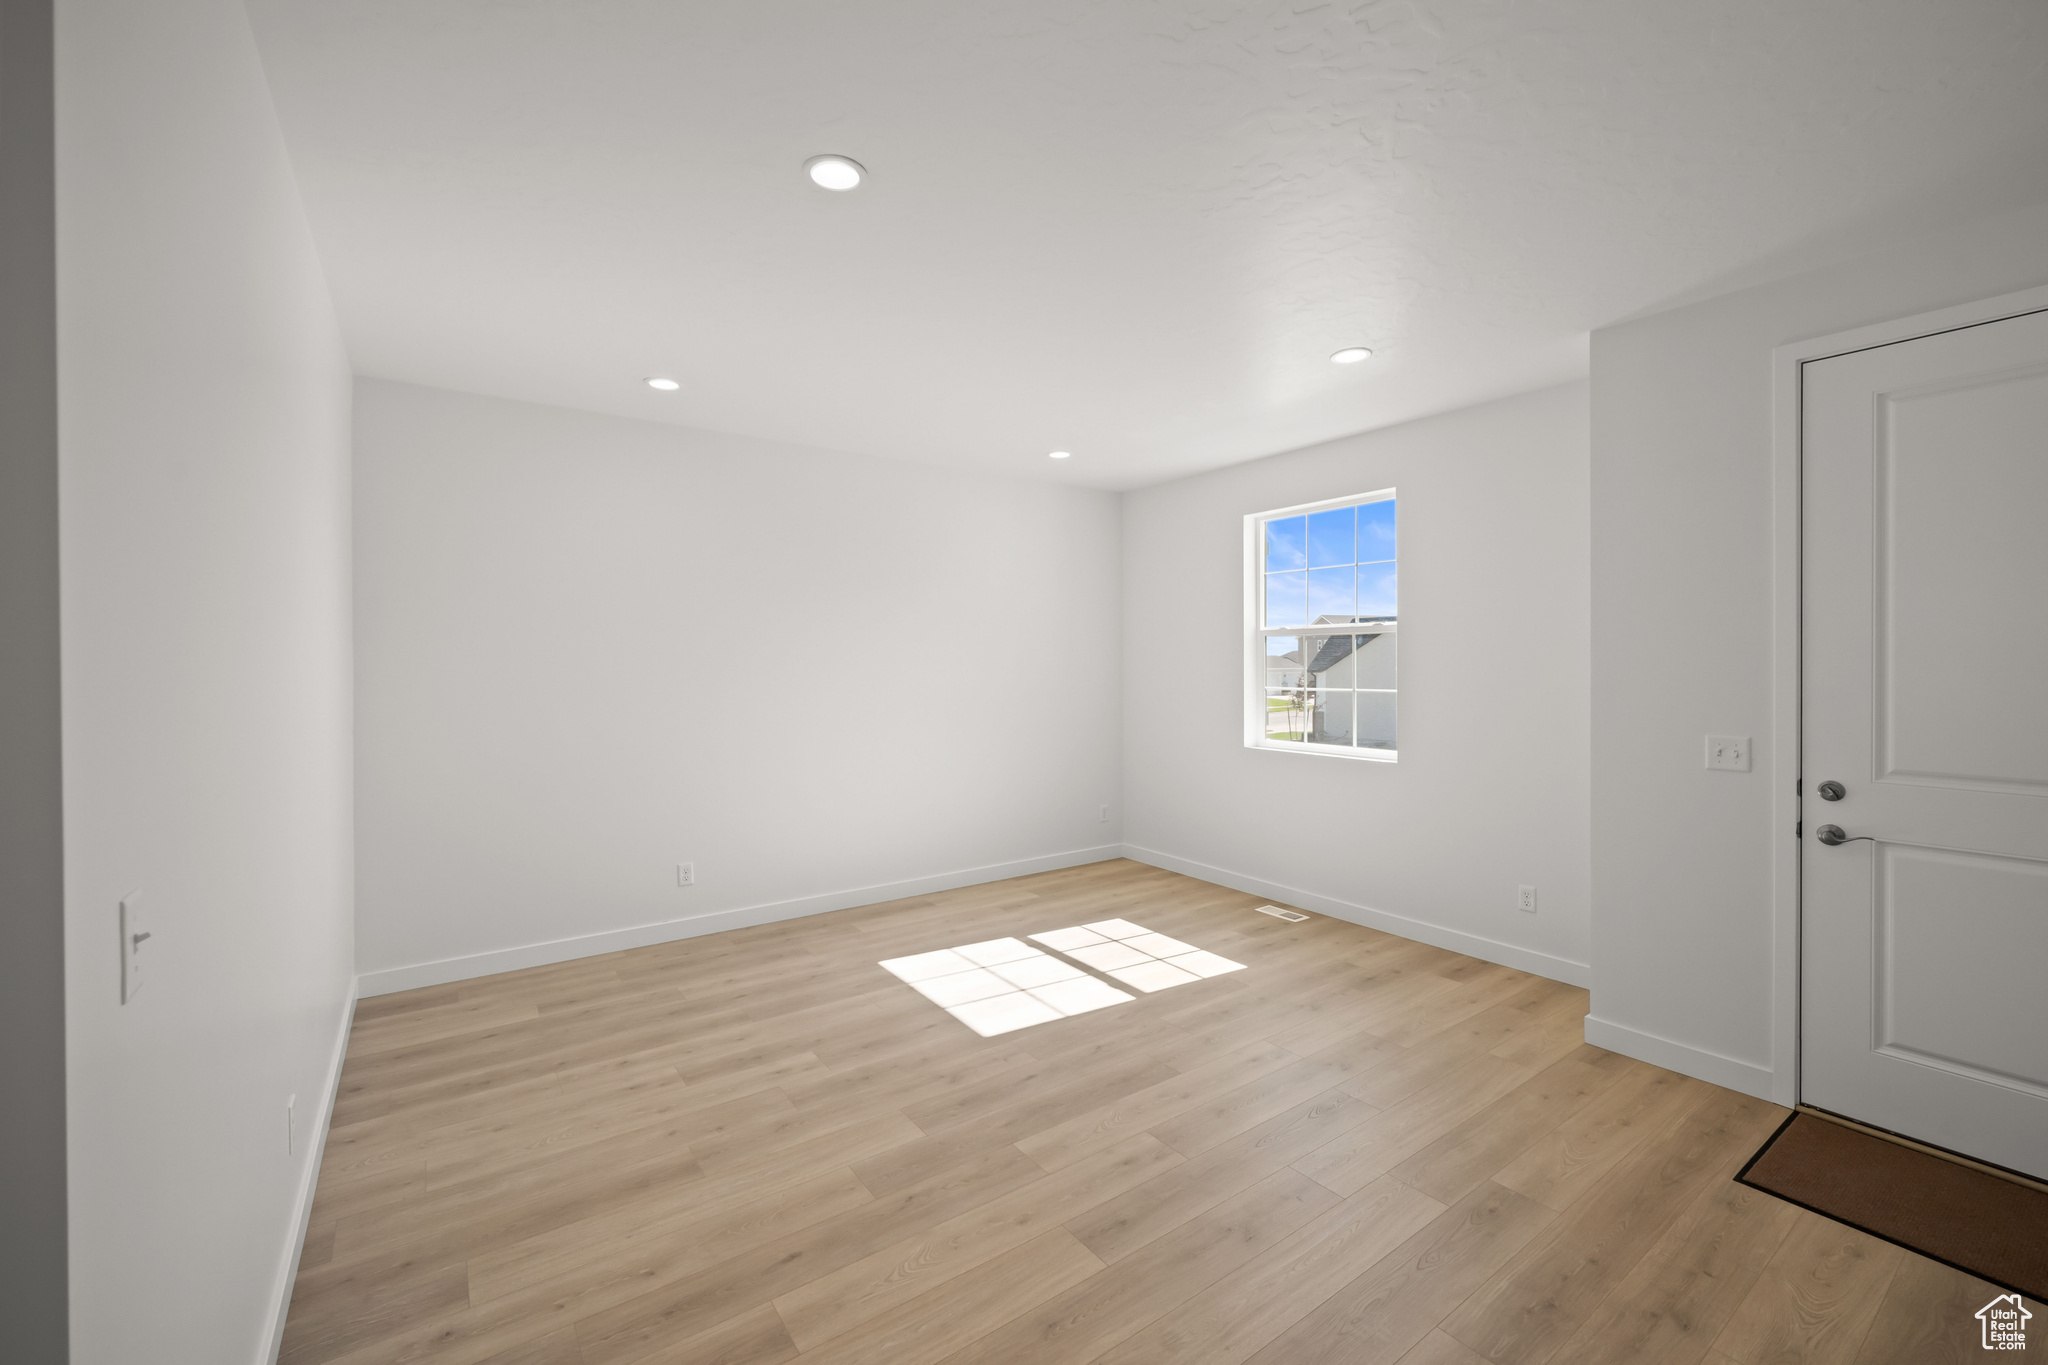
[1815,824,1874,846]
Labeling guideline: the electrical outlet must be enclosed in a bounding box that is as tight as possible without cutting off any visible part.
[1517,885,1538,914]
[1705,735,1751,772]
[677,862,695,887]
[120,892,148,1003]
[287,1095,297,1154]
[1098,805,1109,822]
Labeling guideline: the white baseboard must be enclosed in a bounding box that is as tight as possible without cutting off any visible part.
[260,978,357,1365]
[1582,1014,1778,1100]
[1120,843,1592,988]
[355,845,1127,997]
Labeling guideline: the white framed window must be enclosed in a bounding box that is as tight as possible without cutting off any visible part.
[1245,489,1397,760]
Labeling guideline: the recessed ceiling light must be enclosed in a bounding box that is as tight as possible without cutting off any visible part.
[645,377,680,391]
[1330,347,1374,364]
[1048,450,1072,460]
[804,155,865,191]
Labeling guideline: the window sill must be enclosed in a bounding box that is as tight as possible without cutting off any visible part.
[1248,739,1398,763]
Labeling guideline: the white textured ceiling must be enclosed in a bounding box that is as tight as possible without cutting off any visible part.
[245,0,2048,488]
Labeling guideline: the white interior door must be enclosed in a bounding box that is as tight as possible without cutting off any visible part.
[1802,305,2048,1181]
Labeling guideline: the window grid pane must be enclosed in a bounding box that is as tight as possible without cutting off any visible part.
[1358,562,1397,617]
[1308,690,1355,746]
[1357,691,1397,750]
[1305,507,1355,568]
[1264,690,1308,742]
[1265,517,1306,572]
[1264,571,1307,628]
[1254,496,1395,753]
[1306,567,1354,621]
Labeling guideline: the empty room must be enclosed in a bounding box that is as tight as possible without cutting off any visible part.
[7,1,2048,1362]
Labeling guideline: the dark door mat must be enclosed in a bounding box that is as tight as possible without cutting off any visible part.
[1736,1110,2048,1302]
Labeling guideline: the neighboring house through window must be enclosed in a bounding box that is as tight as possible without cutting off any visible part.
[1247,490,1397,758]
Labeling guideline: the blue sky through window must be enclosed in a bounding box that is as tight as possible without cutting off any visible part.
[1264,497,1394,627]
[1265,517,1306,572]
[1306,508,1353,566]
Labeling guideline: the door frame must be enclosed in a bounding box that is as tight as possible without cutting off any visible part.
[1767,282,2048,1108]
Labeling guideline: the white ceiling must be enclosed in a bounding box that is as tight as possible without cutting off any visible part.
[245,0,2048,488]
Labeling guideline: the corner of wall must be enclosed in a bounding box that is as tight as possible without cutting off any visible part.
[1582,1015,1778,1101]
[1118,844,1592,989]
[356,845,1125,997]
[259,982,357,1365]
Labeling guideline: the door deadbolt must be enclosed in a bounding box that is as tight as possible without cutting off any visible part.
[1817,780,1846,801]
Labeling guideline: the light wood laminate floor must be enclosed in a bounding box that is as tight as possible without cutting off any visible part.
[285,859,2032,1365]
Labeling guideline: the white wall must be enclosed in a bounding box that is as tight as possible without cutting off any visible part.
[55,0,356,1361]
[1122,383,1592,984]
[1588,201,2048,1100]
[353,380,1122,989]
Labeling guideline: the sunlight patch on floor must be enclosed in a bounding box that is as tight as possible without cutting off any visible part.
[880,922,1248,1035]
[877,938,1134,1035]
[1031,920,1246,992]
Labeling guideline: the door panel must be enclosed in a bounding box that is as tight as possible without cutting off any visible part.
[1878,844,2048,1095]
[1803,306,2048,1180]
[1881,365,2048,790]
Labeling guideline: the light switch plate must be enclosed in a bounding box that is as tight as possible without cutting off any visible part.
[1705,735,1751,772]
[120,892,147,1003]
